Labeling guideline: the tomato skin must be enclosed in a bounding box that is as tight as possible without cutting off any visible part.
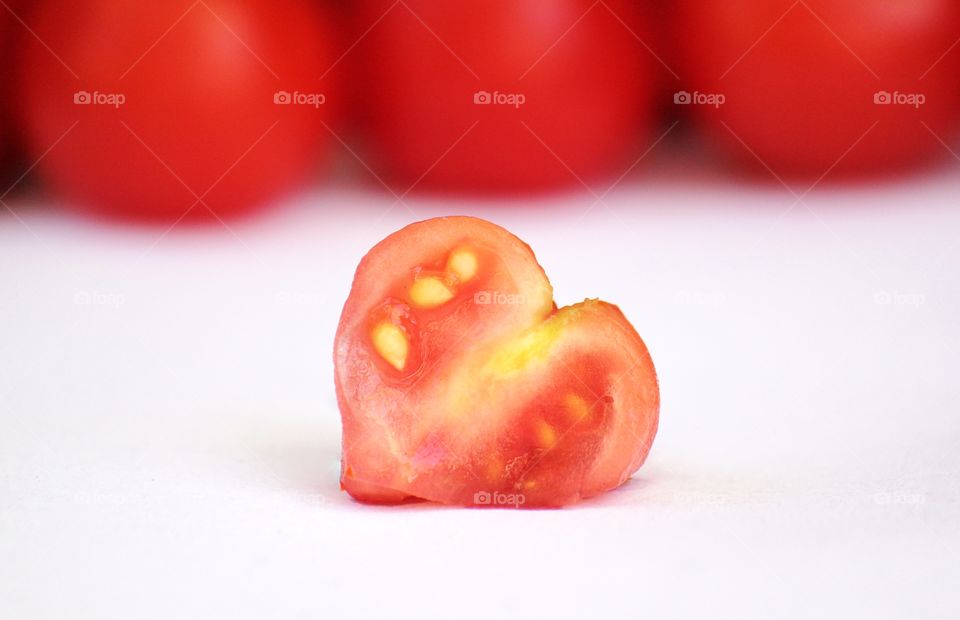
[0,1,24,174]
[336,217,659,507]
[356,0,657,193]
[17,0,338,221]
[675,0,960,178]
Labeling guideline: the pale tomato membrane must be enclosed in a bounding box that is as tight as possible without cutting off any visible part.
[335,217,659,507]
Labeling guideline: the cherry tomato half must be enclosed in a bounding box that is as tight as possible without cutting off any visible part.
[336,217,660,507]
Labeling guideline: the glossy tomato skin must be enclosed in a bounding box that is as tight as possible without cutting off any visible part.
[17,0,338,221]
[675,0,960,179]
[0,1,25,175]
[356,0,658,193]
[335,217,659,507]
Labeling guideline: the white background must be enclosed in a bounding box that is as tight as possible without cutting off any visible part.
[2,155,959,618]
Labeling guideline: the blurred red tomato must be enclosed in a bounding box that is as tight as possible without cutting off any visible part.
[18,0,338,221]
[675,0,960,179]
[0,1,23,175]
[357,0,659,193]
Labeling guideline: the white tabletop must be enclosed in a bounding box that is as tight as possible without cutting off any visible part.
[2,159,958,619]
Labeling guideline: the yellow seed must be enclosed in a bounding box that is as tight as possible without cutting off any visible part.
[371,322,408,371]
[535,420,558,449]
[410,276,455,309]
[564,393,591,423]
[446,249,478,282]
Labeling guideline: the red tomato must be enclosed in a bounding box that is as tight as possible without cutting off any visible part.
[0,2,22,174]
[675,0,960,178]
[356,0,659,193]
[335,217,659,507]
[17,0,339,221]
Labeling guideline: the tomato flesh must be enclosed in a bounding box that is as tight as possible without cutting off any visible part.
[335,217,659,507]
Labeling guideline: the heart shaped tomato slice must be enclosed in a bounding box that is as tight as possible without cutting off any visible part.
[335,217,659,507]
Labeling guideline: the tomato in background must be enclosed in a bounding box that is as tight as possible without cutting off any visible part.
[674,1,960,179]
[18,0,339,222]
[0,1,25,176]
[356,0,661,193]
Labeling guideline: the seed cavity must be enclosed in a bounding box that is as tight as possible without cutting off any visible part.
[564,393,591,423]
[410,276,455,309]
[371,322,409,371]
[535,420,558,449]
[447,248,478,283]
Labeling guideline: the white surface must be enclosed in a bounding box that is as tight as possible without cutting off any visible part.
[2,164,959,619]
